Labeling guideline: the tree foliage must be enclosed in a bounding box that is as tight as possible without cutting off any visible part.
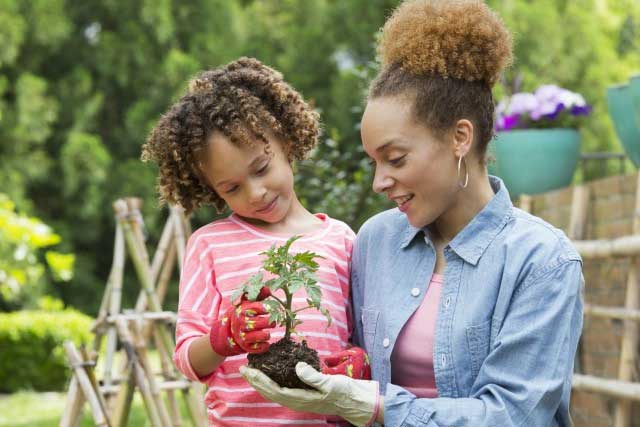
[0,0,638,313]
[0,193,74,310]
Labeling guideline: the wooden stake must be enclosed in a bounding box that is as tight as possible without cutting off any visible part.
[573,374,640,401]
[584,304,640,321]
[63,342,110,427]
[614,173,640,427]
[104,223,126,392]
[568,185,590,241]
[573,235,640,259]
[171,207,187,270]
[568,184,590,376]
[59,376,84,427]
[518,194,532,213]
[115,318,167,427]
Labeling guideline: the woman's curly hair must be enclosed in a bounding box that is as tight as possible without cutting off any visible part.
[370,0,513,162]
[141,57,320,213]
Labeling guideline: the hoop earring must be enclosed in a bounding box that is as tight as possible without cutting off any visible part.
[457,156,469,189]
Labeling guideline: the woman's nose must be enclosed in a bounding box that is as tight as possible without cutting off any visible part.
[372,167,393,194]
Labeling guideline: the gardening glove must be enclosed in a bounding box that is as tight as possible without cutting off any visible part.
[209,287,274,356]
[240,362,379,427]
[321,346,371,380]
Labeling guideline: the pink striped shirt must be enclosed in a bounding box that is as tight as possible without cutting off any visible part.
[390,273,443,398]
[173,213,354,427]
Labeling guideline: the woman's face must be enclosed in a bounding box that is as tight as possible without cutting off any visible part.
[360,96,460,229]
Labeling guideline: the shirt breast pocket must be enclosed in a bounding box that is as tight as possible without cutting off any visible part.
[466,319,492,380]
[361,308,380,352]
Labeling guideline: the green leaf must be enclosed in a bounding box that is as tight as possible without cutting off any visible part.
[320,306,332,328]
[293,251,321,270]
[282,235,300,254]
[261,299,283,326]
[263,299,283,325]
[233,273,263,303]
[269,310,281,325]
[288,278,304,294]
[230,287,244,304]
[304,282,322,305]
[45,251,75,282]
[265,277,287,292]
[302,271,319,286]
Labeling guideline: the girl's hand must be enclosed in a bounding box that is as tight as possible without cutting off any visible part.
[321,346,371,379]
[210,287,275,356]
[231,300,275,353]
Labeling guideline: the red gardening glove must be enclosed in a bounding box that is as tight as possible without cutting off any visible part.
[210,287,274,356]
[320,346,371,379]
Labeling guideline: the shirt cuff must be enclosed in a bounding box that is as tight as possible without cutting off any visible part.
[384,383,433,427]
[364,381,381,427]
[179,338,216,383]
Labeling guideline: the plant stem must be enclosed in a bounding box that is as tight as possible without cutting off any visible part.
[292,306,315,314]
[269,294,287,308]
[284,288,293,341]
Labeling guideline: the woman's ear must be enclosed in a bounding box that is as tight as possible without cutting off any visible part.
[453,119,474,158]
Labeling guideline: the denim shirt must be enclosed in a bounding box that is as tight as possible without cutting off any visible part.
[351,177,583,427]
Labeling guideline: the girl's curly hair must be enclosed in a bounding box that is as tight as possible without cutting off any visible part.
[369,0,513,162]
[141,57,320,214]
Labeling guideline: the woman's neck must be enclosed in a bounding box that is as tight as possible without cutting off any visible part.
[431,170,495,245]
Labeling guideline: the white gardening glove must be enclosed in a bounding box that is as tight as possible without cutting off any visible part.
[240,361,379,427]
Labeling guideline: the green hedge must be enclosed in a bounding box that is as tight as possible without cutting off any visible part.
[0,310,92,392]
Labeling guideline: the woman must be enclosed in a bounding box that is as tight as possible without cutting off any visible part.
[241,1,583,426]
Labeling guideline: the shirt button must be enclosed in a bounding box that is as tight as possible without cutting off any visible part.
[444,296,451,307]
[441,354,447,368]
[411,287,420,297]
[383,338,390,348]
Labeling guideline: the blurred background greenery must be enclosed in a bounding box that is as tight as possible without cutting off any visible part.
[0,0,639,324]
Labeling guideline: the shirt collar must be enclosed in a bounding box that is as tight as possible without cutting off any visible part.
[400,176,513,265]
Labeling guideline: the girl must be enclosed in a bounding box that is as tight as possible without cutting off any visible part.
[142,57,369,427]
[241,1,584,427]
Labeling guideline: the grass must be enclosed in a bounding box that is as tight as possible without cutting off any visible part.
[0,391,152,427]
[0,350,206,427]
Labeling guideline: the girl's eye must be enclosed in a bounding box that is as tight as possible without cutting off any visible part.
[256,163,269,175]
[389,155,406,166]
[225,185,239,194]
[367,158,376,167]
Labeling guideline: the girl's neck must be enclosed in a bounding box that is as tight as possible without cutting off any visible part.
[238,197,323,235]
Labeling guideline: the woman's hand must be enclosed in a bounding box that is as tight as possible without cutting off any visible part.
[240,362,379,427]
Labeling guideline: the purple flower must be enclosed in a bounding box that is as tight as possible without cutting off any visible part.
[570,105,592,116]
[505,93,538,115]
[495,83,591,131]
[496,114,520,131]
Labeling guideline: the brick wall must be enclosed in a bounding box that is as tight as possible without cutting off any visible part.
[523,172,639,427]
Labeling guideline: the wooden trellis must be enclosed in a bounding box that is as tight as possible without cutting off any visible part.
[519,172,640,427]
[60,198,206,427]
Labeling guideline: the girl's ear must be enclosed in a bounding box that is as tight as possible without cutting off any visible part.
[452,119,474,158]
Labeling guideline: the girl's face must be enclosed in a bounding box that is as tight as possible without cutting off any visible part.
[198,131,296,226]
[360,96,460,229]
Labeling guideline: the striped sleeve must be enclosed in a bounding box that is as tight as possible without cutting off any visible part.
[173,230,221,383]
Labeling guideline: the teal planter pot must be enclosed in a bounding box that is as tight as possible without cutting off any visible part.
[489,129,580,198]
[607,83,640,167]
[630,75,640,118]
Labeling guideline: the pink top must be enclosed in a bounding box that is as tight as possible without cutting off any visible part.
[390,273,443,398]
[173,213,354,427]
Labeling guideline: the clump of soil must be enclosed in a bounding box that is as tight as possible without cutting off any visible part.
[247,338,320,389]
